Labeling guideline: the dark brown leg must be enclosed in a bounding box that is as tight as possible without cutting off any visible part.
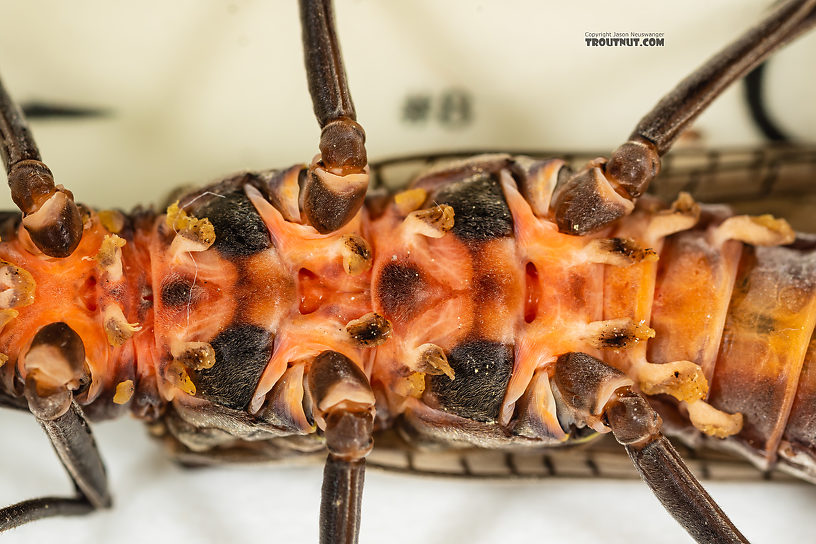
[307,351,375,544]
[0,497,94,529]
[0,399,112,531]
[298,0,369,233]
[553,352,748,544]
[606,393,748,544]
[0,323,110,532]
[0,79,83,257]
[320,455,366,543]
[553,0,816,234]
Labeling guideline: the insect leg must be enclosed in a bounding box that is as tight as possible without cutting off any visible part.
[307,351,375,544]
[554,352,748,544]
[553,0,816,235]
[0,79,83,257]
[0,323,110,531]
[0,402,111,530]
[298,0,369,234]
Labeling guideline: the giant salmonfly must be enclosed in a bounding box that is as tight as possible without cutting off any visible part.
[1,1,816,539]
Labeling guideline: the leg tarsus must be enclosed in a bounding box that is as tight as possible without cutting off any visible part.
[743,61,789,143]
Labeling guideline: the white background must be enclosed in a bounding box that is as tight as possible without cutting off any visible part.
[0,1,815,543]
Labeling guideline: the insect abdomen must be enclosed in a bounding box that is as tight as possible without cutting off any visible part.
[709,246,816,475]
[626,205,816,478]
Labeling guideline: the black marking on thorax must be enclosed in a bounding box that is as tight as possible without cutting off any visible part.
[376,261,427,318]
[193,324,274,410]
[197,191,272,258]
[427,339,514,422]
[433,172,513,243]
[161,278,194,307]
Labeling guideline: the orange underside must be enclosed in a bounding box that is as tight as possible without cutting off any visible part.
[0,162,813,471]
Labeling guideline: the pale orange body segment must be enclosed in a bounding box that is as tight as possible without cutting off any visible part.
[246,186,372,413]
[0,212,156,418]
[497,174,604,430]
[709,246,816,466]
[648,230,742,384]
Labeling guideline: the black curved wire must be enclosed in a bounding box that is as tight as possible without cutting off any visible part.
[21,101,108,120]
[744,61,791,142]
